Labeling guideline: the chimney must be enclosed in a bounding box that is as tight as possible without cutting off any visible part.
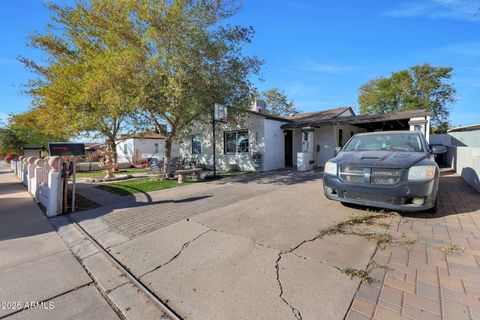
[252,99,267,113]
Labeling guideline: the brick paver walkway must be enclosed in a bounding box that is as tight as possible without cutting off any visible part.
[347,171,480,320]
[99,183,275,238]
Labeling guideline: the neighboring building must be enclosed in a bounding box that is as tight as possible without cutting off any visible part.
[84,142,107,162]
[22,144,45,158]
[430,124,480,148]
[116,132,180,164]
[447,124,480,148]
[429,124,480,193]
[179,101,431,172]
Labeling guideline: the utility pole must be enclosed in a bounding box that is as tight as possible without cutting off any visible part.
[212,108,217,177]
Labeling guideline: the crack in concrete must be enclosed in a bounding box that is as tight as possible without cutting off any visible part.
[139,229,211,279]
[191,220,305,319]
[105,282,128,295]
[273,213,394,320]
[273,233,334,320]
[275,252,303,320]
[191,221,280,250]
[0,282,94,320]
[93,227,116,241]
[193,214,393,320]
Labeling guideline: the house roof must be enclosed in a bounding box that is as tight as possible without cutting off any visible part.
[283,107,353,121]
[118,131,166,140]
[247,106,353,123]
[22,144,44,150]
[448,124,480,133]
[246,110,293,122]
[135,131,166,139]
[84,142,106,149]
[281,109,432,129]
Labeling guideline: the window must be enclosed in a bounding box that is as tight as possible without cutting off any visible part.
[338,129,343,147]
[154,143,160,154]
[224,130,249,154]
[192,134,202,155]
[123,143,128,155]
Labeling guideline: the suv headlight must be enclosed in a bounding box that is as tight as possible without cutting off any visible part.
[324,161,337,176]
[408,165,435,180]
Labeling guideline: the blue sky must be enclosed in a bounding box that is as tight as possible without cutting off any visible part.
[1,0,479,127]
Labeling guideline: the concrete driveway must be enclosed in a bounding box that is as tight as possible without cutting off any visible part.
[74,170,395,320]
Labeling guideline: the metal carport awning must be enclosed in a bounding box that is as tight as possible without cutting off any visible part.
[281,109,432,131]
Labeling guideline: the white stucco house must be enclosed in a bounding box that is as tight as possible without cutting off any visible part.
[179,106,289,172]
[116,132,180,165]
[179,102,431,172]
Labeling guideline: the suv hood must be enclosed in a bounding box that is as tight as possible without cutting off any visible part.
[335,151,427,169]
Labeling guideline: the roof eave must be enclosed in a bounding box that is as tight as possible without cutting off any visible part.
[246,110,292,122]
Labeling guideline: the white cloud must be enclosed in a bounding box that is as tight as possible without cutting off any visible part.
[440,41,480,60]
[0,58,19,66]
[301,60,362,74]
[285,84,320,96]
[383,0,480,22]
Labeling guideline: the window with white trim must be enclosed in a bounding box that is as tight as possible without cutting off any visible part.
[224,130,249,154]
[192,134,202,154]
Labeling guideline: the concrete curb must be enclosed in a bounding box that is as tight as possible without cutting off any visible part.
[49,216,172,320]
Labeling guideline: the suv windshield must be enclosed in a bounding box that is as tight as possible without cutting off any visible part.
[343,133,424,152]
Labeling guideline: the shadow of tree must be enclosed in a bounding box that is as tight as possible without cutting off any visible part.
[212,168,323,186]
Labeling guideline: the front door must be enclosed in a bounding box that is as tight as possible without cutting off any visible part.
[284,130,293,167]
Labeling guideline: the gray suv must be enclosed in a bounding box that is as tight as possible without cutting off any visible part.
[323,131,446,212]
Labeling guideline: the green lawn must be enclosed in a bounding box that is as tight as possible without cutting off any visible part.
[96,178,192,196]
[76,167,150,179]
[95,170,256,196]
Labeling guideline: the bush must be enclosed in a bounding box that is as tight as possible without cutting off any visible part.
[5,153,15,163]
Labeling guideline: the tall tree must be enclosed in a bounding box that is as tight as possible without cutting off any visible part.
[22,1,147,177]
[259,88,298,116]
[8,112,66,147]
[0,113,66,156]
[0,127,26,156]
[23,0,261,177]
[431,121,451,134]
[358,64,456,127]
[133,0,262,175]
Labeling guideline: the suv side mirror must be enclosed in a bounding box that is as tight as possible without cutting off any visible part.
[334,146,342,155]
[431,145,447,154]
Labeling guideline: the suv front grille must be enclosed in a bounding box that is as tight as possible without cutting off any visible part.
[339,166,364,184]
[340,166,401,185]
[343,191,395,204]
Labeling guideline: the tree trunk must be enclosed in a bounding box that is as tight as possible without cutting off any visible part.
[104,138,116,179]
[112,142,118,166]
[164,138,172,178]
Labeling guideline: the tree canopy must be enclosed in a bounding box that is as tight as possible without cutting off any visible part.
[22,0,262,176]
[259,88,298,116]
[0,127,25,156]
[358,64,456,127]
[21,0,149,175]
[133,0,262,174]
[0,113,66,156]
